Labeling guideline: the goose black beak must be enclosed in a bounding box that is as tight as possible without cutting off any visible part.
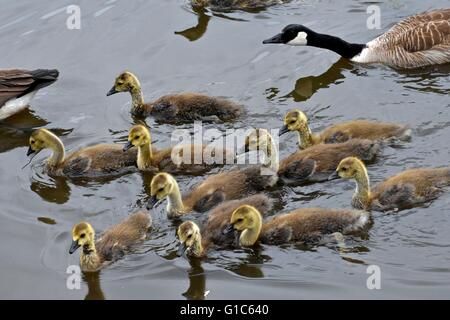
[106,86,118,96]
[328,171,340,181]
[69,240,81,254]
[26,146,35,156]
[222,224,235,236]
[177,242,188,257]
[146,195,159,210]
[123,141,133,152]
[279,125,289,136]
[263,33,284,44]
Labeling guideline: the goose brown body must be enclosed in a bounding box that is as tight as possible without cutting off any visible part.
[126,124,235,174]
[335,157,450,211]
[230,205,370,247]
[177,194,274,257]
[281,109,410,149]
[28,128,137,178]
[0,69,59,120]
[107,72,243,124]
[70,210,151,272]
[149,168,277,218]
[191,0,285,10]
[278,139,380,183]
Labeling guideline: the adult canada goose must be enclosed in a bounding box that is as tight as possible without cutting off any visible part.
[191,0,286,10]
[0,69,59,120]
[148,167,276,218]
[27,128,137,178]
[107,71,243,124]
[125,124,235,174]
[331,157,450,211]
[226,205,370,247]
[263,9,450,69]
[280,109,411,149]
[69,210,151,272]
[177,194,273,257]
[245,129,380,183]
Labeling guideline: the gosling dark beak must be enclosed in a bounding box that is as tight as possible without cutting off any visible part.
[123,141,133,152]
[69,240,81,254]
[177,242,187,257]
[146,195,159,210]
[223,224,235,236]
[279,125,289,136]
[328,171,340,181]
[263,33,284,44]
[106,86,118,96]
[26,146,35,156]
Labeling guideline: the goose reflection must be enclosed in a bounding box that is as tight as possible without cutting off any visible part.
[229,247,268,278]
[0,109,71,154]
[287,58,354,102]
[183,258,207,300]
[82,271,106,300]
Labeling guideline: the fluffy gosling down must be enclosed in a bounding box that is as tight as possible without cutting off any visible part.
[263,9,450,69]
[148,170,276,218]
[69,210,152,272]
[226,205,370,247]
[27,128,137,178]
[331,157,450,211]
[280,109,410,149]
[125,124,235,174]
[0,69,59,120]
[107,71,243,124]
[177,194,274,258]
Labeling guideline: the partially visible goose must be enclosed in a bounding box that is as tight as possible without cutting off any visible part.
[125,124,235,174]
[0,69,59,120]
[331,157,450,211]
[263,9,450,69]
[177,194,274,258]
[191,0,286,10]
[107,71,243,124]
[226,205,370,247]
[280,109,410,149]
[69,210,152,272]
[244,128,380,183]
[27,128,137,178]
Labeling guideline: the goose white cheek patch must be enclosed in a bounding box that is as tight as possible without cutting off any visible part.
[287,31,308,46]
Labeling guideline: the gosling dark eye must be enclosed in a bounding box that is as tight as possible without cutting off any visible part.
[80,234,85,239]
[237,218,243,223]
[134,135,140,139]
[158,188,164,192]
[290,121,296,125]
[187,234,192,239]
[342,168,347,172]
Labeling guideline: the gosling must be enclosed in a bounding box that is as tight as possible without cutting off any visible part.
[69,210,151,272]
[331,157,450,211]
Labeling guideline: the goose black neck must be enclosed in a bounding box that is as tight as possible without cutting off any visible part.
[308,32,366,59]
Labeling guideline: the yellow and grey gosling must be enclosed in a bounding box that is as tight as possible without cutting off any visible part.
[107,71,243,124]
[0,69,58,120]
[331,157,450,211]
[227,205,370,247]
[263,9,450,69]
[27,128,137,178]
[280,109,410,149]
[125,124,235,174]
[244,128,380,183]
[191,0,286,10]
[177,194,273,258]
[147,168,277,218]
[69,210,151,272]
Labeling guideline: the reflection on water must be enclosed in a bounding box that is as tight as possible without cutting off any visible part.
[83,271,106,300]
[183,258,206,300]
[175,6,211,42]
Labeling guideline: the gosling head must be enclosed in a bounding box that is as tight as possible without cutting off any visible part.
[177,221,202,257]
[107,71,141,96]
[69,222,95,254]
[27,128,57,156]
[147,173,175,209]
[229,205,261,232]
[279,109,308,136]
[330,157,366,180]
[124,124,151,151]
[263,24,314,46]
